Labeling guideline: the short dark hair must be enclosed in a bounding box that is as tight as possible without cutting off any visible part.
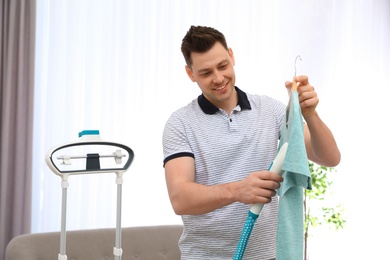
[181,25,228,67]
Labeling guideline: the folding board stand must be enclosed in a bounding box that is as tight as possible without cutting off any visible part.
[45,130,134,260]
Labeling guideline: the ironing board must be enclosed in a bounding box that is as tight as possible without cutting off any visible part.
[45,130,134,260]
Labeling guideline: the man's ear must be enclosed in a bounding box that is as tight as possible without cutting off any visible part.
[185,65,196,82]
[228,48,235,66]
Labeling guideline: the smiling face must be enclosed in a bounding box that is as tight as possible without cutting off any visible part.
[185,42,237,113]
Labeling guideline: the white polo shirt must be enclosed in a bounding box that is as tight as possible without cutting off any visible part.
[163,87,285,260]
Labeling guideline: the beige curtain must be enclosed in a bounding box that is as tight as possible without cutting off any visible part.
[0,0,36,258]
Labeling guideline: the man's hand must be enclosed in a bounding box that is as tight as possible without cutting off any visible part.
[235,170,284,205]
[285,75,319,119]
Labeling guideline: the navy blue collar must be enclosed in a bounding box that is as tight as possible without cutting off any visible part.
[197,86,252,115]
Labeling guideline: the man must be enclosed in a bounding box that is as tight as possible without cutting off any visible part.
[162,25,340,259]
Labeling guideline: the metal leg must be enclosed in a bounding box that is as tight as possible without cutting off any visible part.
[114,173,123,260]
[59,178,69,260]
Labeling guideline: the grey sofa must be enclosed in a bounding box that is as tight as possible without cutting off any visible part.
[5,224,183,260]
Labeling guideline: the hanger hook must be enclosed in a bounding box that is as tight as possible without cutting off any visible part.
[294,55,302,76]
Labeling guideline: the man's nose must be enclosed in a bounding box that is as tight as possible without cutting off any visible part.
[212,71,224,84]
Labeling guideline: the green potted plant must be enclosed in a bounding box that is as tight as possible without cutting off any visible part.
[304,162,346,260]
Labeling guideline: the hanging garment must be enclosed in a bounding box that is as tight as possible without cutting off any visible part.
[276,89,312,260]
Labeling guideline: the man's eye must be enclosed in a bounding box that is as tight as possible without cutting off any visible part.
[219,64,228,70]
[201,72,211,77]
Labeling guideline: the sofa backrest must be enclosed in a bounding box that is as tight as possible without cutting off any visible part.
[5,224,183,260]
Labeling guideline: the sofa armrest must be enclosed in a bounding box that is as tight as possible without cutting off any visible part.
[5,225,183,260]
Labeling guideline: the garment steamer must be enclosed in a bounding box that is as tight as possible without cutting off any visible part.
[45,130,134,260]
[233,142,288,259]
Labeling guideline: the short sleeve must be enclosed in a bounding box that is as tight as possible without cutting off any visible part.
[162,110,194,166]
